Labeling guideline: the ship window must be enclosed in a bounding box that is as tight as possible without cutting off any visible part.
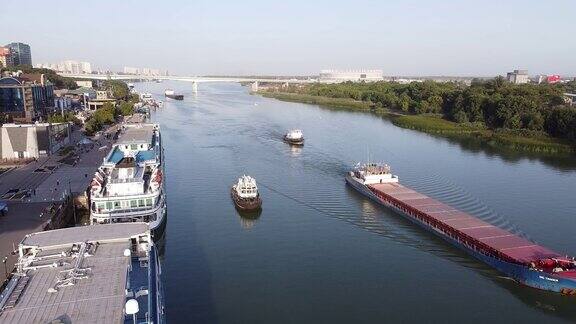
[106,202,113,210]
[138,199,145,207]
[130,200,137,208]
[114,201,121,209]
[131,144,138,150]
[146,198,153,206]
[97,203,105,210]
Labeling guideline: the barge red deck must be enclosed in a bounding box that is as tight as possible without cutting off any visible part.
[368,182,560,265]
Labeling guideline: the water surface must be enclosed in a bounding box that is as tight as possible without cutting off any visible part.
[136,81,576,323]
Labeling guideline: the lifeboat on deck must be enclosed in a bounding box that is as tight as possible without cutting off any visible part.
[150,169,163,191]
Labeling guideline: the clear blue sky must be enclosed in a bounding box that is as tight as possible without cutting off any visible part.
[1,0,575,76]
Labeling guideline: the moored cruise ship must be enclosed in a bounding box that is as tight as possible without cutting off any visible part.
[346,162,576,294]
[90,123,166,237]
[0,223,165,323]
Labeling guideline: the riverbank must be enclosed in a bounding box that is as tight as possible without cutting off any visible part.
[259,91,372,110]
[258,91,575,155]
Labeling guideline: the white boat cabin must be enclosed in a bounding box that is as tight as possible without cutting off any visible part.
[234,175,259,199]
[352,163,399,185]
[285,129,303,140]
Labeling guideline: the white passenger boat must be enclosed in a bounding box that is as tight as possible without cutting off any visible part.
[283,129,304,145]
[90,123,166,237]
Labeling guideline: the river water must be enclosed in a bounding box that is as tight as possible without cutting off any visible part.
[135,81,576,323]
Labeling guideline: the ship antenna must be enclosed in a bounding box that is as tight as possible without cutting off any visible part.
[366,145,370,164]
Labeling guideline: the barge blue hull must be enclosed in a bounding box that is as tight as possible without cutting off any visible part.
[345,174,576,294]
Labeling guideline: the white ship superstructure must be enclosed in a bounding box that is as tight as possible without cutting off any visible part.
[349,163,399,185]
[90,123,166,235]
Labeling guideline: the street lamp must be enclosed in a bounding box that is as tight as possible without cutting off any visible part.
[69,179,77,224]
[2,256,8,278]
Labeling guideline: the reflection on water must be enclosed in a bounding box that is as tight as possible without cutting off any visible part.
[236,209,262,229]
[360,199,378,221]
[289,145,302,157]
[313,105,576,172]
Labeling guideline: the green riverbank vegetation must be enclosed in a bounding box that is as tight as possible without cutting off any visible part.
[259,78,576,154]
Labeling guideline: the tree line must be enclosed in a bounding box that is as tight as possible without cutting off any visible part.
[0,65,79,89]
[278,78,576,141]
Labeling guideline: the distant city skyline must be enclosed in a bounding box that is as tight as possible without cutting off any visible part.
[1,0,575,76]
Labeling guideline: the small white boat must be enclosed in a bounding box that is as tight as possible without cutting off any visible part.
[283,129,304,145]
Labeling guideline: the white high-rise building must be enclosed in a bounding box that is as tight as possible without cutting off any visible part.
[123,66,167,76]
[36,60,92,74]
[123,66,140,74]
[80,61,92,74]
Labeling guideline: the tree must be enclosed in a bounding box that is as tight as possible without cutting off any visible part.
[119,101,134,116]
[0,65,78,89]
[270,79,576,142]
[453,110,469,123]
[398,94,410,112]
[102,80,129,99]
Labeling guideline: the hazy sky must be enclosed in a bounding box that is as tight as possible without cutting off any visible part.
[1,0,575,76]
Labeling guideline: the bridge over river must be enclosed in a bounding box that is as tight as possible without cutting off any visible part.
[59,73,314,84]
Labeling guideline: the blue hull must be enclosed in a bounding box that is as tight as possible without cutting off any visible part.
[345,175,576,294]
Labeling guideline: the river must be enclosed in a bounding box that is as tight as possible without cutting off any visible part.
[134,81,576,323]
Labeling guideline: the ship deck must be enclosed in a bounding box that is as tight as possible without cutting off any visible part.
[369,183,560,264]
[0,224,151,324]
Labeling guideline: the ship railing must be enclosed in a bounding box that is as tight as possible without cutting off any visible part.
[108,178,142,184]
[368,186,519,265]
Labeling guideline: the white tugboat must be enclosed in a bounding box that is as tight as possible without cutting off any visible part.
[283,129,304,145]
[231,175,262,211]
[90,123,167,237]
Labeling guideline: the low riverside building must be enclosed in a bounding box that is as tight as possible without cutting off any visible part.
[507,69,529,84]
[87,90,116,110]
[319,69,383,83]
[54,96,72,112]
[75,80,93,88]
[565,93,576,106]
[0,123,71,159]
[55,87,96,110]
[0,75,54,122]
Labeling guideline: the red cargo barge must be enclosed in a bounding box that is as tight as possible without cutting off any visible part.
[346,163,576,294]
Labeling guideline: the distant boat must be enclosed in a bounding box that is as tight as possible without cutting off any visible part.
[283,129,304,146]
[164,89,184,100]
[231,175,262,211]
